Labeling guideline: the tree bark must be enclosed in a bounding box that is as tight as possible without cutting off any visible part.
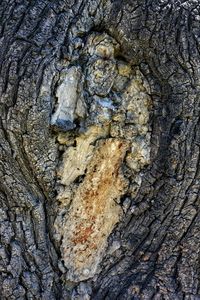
[1,0,200,299]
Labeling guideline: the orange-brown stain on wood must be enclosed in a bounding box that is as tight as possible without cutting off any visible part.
[61,138,129,281]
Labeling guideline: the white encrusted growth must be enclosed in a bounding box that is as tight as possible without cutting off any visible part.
[53,32,152,282]
[58,125,109,187]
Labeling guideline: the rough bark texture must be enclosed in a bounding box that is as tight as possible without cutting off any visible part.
[1,0,200,299]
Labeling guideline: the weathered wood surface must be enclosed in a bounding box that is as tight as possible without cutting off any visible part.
[1,1,200,299]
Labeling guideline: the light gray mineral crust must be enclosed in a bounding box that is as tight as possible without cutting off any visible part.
[51,66,86,131]
[86,59,117,96]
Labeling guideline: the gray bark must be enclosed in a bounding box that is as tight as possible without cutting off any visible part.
[1,0,200,299]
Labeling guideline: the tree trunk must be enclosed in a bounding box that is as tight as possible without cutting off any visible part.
[1,0,200,299]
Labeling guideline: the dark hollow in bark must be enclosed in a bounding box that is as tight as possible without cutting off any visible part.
[1,0,200,299]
